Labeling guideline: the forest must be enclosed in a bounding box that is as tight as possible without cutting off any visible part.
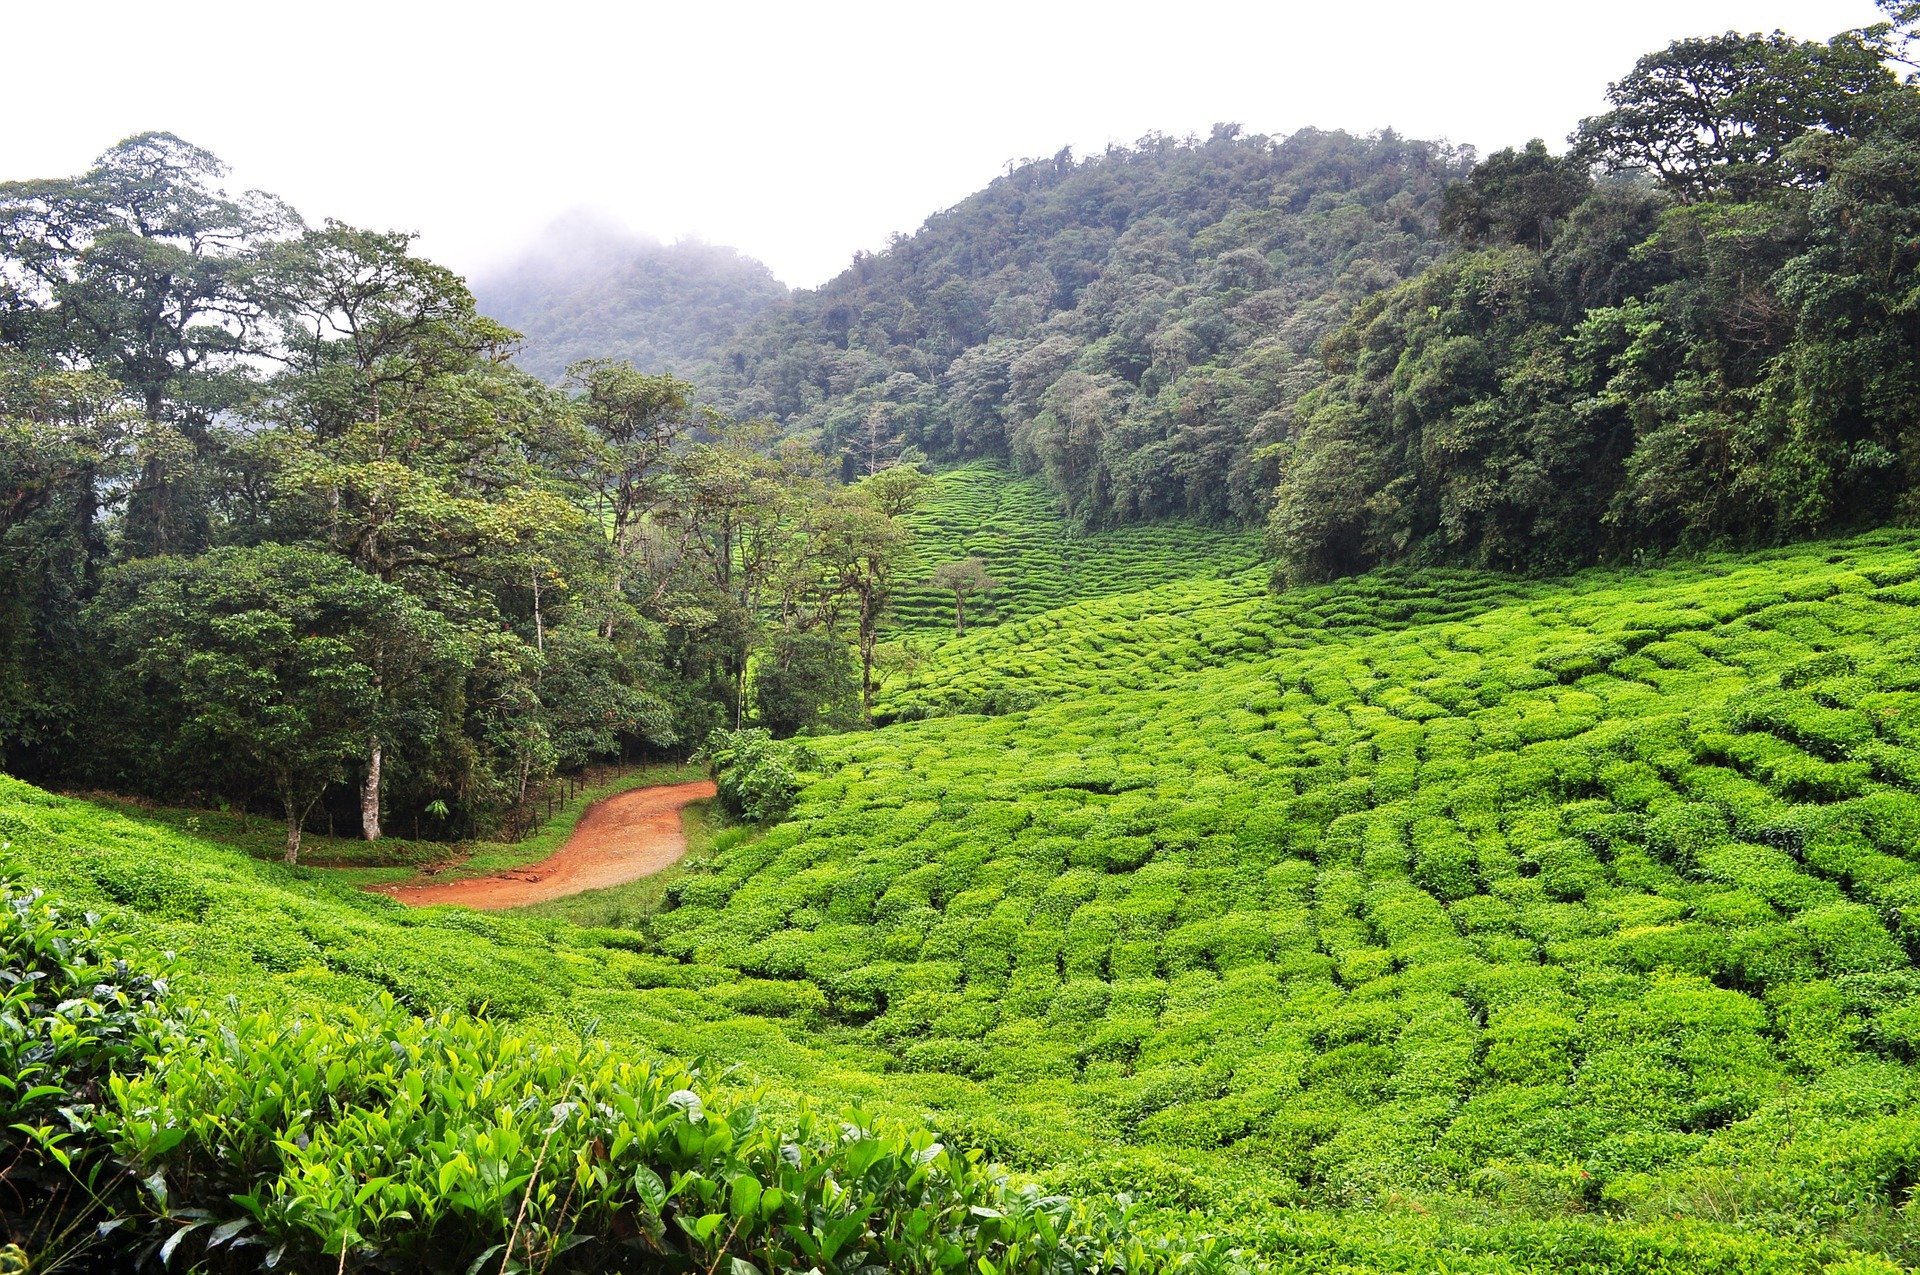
[4,4,1920,1273]
[696,10,1920,578]
[0,144,953,853]
[473,219,788,384]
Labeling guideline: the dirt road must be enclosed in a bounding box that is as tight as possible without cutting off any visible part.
[373,779,716,910]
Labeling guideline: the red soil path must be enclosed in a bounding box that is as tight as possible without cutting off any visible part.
[372,779,716,911]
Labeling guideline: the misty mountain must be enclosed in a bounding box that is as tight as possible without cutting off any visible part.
[473,212,788,383]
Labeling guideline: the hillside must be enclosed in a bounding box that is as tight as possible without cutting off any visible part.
[1267,27,1920,578]
[474,213,789,382]
[8,14,1920,1271]
[13,499,1920,1268]
[658,525,1920,1250]
[683,18,1920,579]
[887,461,1264,640]
[707,128,1465,523]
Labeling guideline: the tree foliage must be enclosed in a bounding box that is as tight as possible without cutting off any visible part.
[90,545,457,862]
[708,129,1468,526]
[700,726,817,823]
[1270,20,1920,582]
[0,137,910,840]
[929,556,999,635]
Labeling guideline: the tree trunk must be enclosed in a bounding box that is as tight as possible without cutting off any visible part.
[860,621,876,724]
[955,591,966,636]
[858,569,881,724]
[284,807,302,865]
[361,739,382,840]
[516,750,533,839]
[603,527,625,640]
[531,565,545,654]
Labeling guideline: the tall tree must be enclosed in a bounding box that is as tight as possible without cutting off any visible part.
[1882,0,1920,74]
[676,426,824,728]
[816,467,929,722]
[260,228,581,838]
[0,132,294,555]
[1571,31,1903,202]
[1438,140,1592,250]
[0,357,144,769]
[565,360,705,630]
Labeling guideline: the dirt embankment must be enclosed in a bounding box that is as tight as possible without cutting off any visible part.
[372,779,716,910]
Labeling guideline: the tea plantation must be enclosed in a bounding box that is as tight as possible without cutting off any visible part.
[887,463,1266,638]
[13,523,1920,1270]
[656,529,1920,1266]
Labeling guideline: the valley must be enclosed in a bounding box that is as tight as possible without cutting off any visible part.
[4,7,1919,1271]
[9,471,1920,1269]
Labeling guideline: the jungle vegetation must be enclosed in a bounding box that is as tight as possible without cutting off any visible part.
[0,141,940,854]
[5,6,1920,1273]
[701,7,1920,580]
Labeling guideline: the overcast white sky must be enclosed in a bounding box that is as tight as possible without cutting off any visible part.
[2,1,1888,289]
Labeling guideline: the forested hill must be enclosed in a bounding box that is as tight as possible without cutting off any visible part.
[474,214,788,382]
[704,128,1470,524]
[700,10,1920,580]
[1268,26,1920,582]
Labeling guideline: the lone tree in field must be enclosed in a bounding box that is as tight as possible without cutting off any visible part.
[930,557,998,635]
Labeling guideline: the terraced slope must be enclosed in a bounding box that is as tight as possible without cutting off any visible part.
[653,531,1920,1246]
[880,566,1537,719]
[889,463,1264,636]
[14,531,1920,1269]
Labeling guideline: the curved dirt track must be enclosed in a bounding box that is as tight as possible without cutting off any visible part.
[373,779,716,910]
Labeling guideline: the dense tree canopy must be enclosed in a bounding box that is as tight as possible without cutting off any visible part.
[0,137,928,839]
[705,127,1470,525]
[1269,16,1920,582]
[90,544,456,861]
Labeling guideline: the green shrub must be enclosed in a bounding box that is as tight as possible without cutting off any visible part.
[0,885,172,1261]
[101,995,1225,1273]
[0,888,1236,1275]
[700,728,819,823]
[23,522,1920,1268]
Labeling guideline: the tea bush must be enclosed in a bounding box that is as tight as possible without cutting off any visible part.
[0,890,1238,1273]
[14,521,1920,1270]
[0,886,171,1259]
[95,995,1233,1274]
[645,530,1920,1261]
[703,728,820,823]
[888,463,1265,638]
[878,564,1536,721]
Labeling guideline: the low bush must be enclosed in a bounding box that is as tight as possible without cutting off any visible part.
[1,886,1237,1275]
[700,728,820,823]
[102,998,1238,1274]
[16,522,1920,1270]
[0,886,171,1263]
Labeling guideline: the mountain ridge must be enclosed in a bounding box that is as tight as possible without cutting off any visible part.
[474,211,789,382]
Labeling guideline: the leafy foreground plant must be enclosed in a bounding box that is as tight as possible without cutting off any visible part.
[0,887,171,1267]
[1,886,1233,1275]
